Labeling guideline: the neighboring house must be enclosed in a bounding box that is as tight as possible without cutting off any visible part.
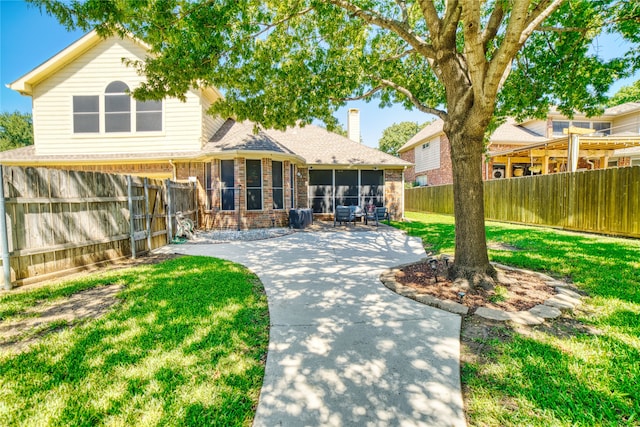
[399,104,640,185]
[2,31,410,229]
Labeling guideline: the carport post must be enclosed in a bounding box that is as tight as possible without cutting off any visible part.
[0,166,12,290]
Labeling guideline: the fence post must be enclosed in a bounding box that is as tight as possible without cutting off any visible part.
[127,175,136,259]
[165,179,173,243]
[193,181,199,228]
[144,178,152,251]
[0,166,12,290]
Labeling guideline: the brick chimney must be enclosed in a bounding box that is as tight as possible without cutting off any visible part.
[347,108,360,143]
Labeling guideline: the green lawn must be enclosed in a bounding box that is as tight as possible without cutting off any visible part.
[0,256,269,426]
[394,212,640,426]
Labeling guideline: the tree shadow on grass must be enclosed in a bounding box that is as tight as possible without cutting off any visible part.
[463,321,640,426]
[485,225,640,304]
[0,256,269,427]
[392,220,456,254]
[398,214,639,304]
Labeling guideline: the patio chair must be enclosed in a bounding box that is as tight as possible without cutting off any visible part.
[364,206,390,226]
[334,205,356,226]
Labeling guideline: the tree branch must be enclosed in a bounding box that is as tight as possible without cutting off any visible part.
[250,7,315,39]
[394,0,408,23]
[484,0,564,107]
[382,48,415,62]
[536,26,589,33]
[378,78,447,119]
[462,0,486,101]
[417,0,442,36]
[327,0,436,59]
[520,0,565,43]
[332,86,384,101]
[441,0,461,45]
[481,0,505,48]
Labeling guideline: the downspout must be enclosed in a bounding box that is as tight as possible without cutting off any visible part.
[168,160,177,180]
[402,166,406,220]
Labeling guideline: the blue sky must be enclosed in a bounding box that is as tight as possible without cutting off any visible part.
[1,0,638,148]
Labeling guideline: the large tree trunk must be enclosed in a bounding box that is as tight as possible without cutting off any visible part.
[444,121,497,290]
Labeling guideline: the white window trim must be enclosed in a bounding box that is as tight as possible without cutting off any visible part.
[71,83,165,137]
[552,120,612,136]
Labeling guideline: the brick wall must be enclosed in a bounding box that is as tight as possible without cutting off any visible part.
[425,135,453,185]
[193,157,303,230]
[399,149,415,182]
[400,135,453,186]
[45,159,405,229]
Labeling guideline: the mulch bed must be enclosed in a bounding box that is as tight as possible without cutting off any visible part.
[395,260,556,312]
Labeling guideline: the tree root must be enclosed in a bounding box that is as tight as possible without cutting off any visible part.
[447,263,497,291]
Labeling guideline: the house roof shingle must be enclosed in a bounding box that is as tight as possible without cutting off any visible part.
[0,119,411,168]
[205,119,296,155]
[267,124,410,166]
[398,118,546,153]
[399,120,444,152]
[204,119,410,167]
[489,118,547,144]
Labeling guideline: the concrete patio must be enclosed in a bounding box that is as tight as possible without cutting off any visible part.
[163,228,466,426]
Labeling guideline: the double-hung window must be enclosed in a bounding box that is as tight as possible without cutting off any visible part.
[290,164,295,209]
[105,81,131,132]
[246,160,263,210]
[272,161,284,210]
[136,99,162,132]
[205,162,213,210]
[73,81,163,135]
[220,160,235,211]
[73,96,99,133]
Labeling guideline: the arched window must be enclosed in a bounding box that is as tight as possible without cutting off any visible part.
[105,81,131,132]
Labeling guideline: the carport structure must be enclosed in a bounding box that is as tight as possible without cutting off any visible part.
[489,130,640,178]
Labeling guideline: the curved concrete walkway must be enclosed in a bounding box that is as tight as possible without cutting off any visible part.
[167,229,466,427]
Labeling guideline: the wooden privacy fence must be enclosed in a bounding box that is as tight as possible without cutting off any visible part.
[405,166,640,238]
[0,166,197,289]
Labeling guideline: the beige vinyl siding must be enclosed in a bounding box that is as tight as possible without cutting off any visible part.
[415,137,440,173]
[521,120,548,137]
[31,37,203,155]
[612,113,640,135]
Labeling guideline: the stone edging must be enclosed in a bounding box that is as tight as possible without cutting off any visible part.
[379,261,584,325]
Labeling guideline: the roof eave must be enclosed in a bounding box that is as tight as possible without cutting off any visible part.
[208,150,305,163]
[8,30,104,96]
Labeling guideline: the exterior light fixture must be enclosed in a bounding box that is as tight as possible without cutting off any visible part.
[428,258,439,282]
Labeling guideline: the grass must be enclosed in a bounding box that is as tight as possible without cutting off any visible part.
[393,212,640,426]
[488,285,508,303]
[0,256,269,427]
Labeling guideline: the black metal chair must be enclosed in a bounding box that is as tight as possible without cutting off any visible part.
[334,206,356,226]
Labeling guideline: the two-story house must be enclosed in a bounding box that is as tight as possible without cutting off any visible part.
[399,103,640,185]
[2,30,410,229]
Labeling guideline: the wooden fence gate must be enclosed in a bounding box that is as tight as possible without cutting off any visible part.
[0,166,197,289]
